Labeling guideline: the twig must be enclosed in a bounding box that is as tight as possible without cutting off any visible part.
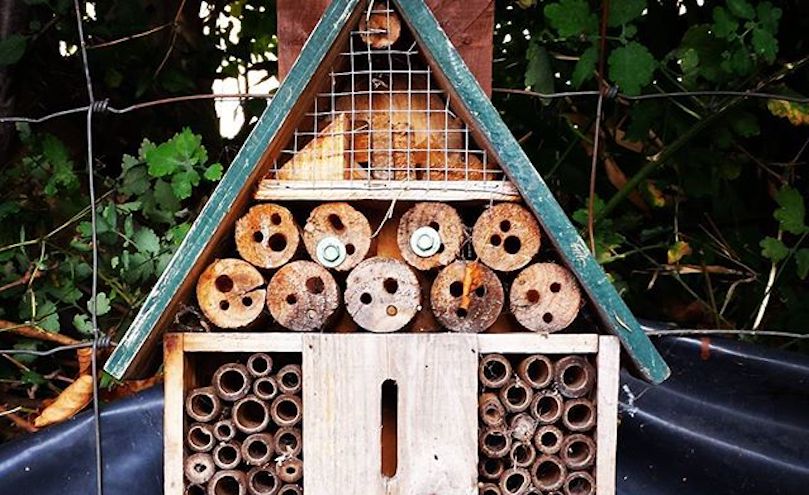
[88,23,172,49]
[0,404,37,433]
[0,320,80,346]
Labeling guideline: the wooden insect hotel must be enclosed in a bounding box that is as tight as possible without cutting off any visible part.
[105,1,670,494]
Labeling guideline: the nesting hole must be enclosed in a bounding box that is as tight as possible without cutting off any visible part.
[286,294,297,305]
[249,356,269,374]
[568,476,593,495]
[543,312,554,323]
[567,403,593,426]
[484,431,507,451]
[236,399,266,429]
[253,231,264,243]
[526,289,540,304]
[500,220,512,232]
[191,394,215,416]
[346,243,356,255]
[213,475,240,495]
[188,426,212,448]
[383,278,399,294]
[248,440,268,459]
[541,430,559,447]
[489,234,502,247]
[281,371,300,389]
[550,282,562,293]
[455,307,468,318]
[270,212,282,225]
[220,369,246,395]
[193,462,208,473]
[276,398,299,422]
[216,423,233,439]
[277,431,298,450]
[217,445,238,464]
[219,300,230,311]
[215,275,234,293]
[306,276,325,294]
[526,359,551,385]
[505,470,527,492]
[251,470,277,494]
[360,293,373,304]
[482,458,502,476]
[504,235,522,254]
[563,365,587,389]
[513,444,532,463]
[386,305,398,316]
[537,396,560,420]
[536,459,562,486]
[567,440,591,464]
[449,281,464,297]
[483,360,507,383]
[475,285,487,297]
[328,213,345,231]
[506,385,527,406]
[268,233,287,252]
[186,485,205,495]
[481,487,499,495]
[256,379,276,398]
[241,296,253,307]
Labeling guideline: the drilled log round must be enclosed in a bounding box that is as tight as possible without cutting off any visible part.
[531,455,567,492]
[517,355,554,389]
[277,457,304,483]
[430,261,504,332]
[479,392,506,427]
[213,363,252,401]
[359,3,402,48]
[241,433,275,466]
[510,441,538,468]
[508,412,538,443]
[563,471,595,495]
[479,457,505,480]
[345,257,421,332]
[480,425,512,459]
[534,425,564,455]
[197,259,266,329]
[207,470,247,495]
[276,364,303,395]
[397,202,464,271]
[247,466,281,495]
[187,423,216,453]
[560,433,596,470]
[479,354,512,389]
[233,395,271,434]
[499,378,533,413]
[185,453,215,485]
[213,418,236,442]
[271,394,303,427]
[235,203,300,269]
[472,203,540,272]
[253,376,280,401]
[186,386,222,422]
[530,391,564,424]
[479,482,502,495]
[554,356,595,398]
[273,427,303,458]
[213,440,243,470]
[277,485,302,495]
[562,398,596,432]
[267,261,341,332]
[303,202,371,271]
[499,467,531,495]
[247,353,273,378]
[510,263,582,333]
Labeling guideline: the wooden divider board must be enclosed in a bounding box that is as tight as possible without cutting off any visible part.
[163,333,619,495]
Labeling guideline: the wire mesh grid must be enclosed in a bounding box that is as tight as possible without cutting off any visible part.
[270,2,505,191]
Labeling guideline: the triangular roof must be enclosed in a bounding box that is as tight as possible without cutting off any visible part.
[104,0,670,383]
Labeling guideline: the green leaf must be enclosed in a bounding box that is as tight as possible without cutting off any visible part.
[21,370,47,386]
[756,2,782,32]
[730,111,759,137]
[87,292,111,317]
[608,42,656,95]
[133,227,161,255]
[572,46,598,88]
[727,0,755,20]
[544,0,598,38]
[72,314,94,336]
[41,134,78,196]
[773,187,808,235]
[171,169,200,200]
[608,0,646,27]
[760,236,788,263]
[120,164,150,196]
[712,7,737,39]
[796,249,809,279]
[751,28,778,63]
[525,42,554,101]
[204,163,223,181]
[0,35,27,66]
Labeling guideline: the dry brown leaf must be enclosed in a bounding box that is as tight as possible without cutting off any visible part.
[33,375,94,428]
[76,347,93,377]
[604,157,649,213]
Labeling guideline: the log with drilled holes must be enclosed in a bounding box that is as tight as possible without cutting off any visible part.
[235,203,300,269]
[472,203,541,272]
[267,261,341,332]
[430,261,504,333]
[396,202,465,271]
[344,257,421,332]
[510,262,582,333]
[302,202,371,271]
[358,2,401,48]
[196,259,265,329]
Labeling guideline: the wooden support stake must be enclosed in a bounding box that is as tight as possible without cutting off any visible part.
[267,261,341,332]
[530,455,567,492]
[277,114,349,180]
[241,433,275,466]
[359,2,401,48]
[233,395,271,434]
[277,457,303,483]
[562,398,596,432]
[186,423,216,453]
[534,424,564,455]
[472,203,541,272]
[212,363,252,402]
[246,465,280,495]
[207,470,247,495]
[235,204,300,269]
[344,257,421,333]
[184,453,215,485]
[213,440,243,470]
[185,386,222,422]
[517,355,554,389]
[303,202,372,271]
[563,471,596,495]
[196,259,265,329]
[397,202,464,271]
[510,263,582,333]
[273,426,303,458]
[554,356,595,398]
[560,433,596,470]
[430,261,503,333]
[479,354,512,389]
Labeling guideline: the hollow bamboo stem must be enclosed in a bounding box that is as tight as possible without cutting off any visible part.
[233,395,271,434]
[186,386,222,422]
[184,453,215,485]
[207,470,247,495]
[479,354,512,389]
[212,363,253,402]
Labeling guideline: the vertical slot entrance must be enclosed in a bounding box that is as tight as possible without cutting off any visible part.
[381,379,398,477]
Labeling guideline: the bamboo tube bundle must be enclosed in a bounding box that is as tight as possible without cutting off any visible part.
[207,470,247,495]
[554,356,595,398]
[479,457,505,480]
[562,398,596,432]
[499,379,533,413]
[498,467,531,495]
[397,202,465,271]
[563,471,595,495]
[187,423,216,453]
[235,204,300,269]
[213,440,243,470]
[302,202,372,271]
[560,434,596,470]
[479,482,502,495]
[186,387,222,422]
[531,455,567,492]
[196,259,266,329]
[276,364,303,395]
[479,354,512,389]
[267,261,341,332]
[241,433,274,466]
[430,261,504,333]
[246,466,280,495]
[534,425,564,455]
[472,203,541,272]
[510,263,582,333]
[344,257,421,332]
[517,355,554,389]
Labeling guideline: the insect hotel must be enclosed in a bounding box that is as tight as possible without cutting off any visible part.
[105,1,670,494]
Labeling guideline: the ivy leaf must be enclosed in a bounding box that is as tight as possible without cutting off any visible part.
[773,187,808,235]
[760,236,789,263]
[87,292,111,317]
[133,227,161,255]
[608,42,656,95]
[796,249,809,280]
[712,7,737,39]
[608,0,646,27]
[572,46,598,88]
[525,42,554,101]
[204,163,223,181]
[727,0,755,20]
[0,35,27,66]
[544,0,598,38]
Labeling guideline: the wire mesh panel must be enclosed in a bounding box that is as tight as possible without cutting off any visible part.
[268,1,506,194]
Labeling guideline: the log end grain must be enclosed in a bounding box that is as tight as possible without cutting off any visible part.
[359,3,402,49]
[430,261,504,333]
[196,258,265,329]
[345,257,421,333]
[472,203,541,272]
[302,202,371,271]
[397,202,464,270]
[267,260,341,332]
[235,203,300,269]
[510,263,582,333]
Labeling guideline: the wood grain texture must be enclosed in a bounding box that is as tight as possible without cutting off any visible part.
[254,179,520,201]
[596,336,620,495]
[163,333,185,495]
[277,0,494,95]
[303,333,478,494]
[476,334,598,354]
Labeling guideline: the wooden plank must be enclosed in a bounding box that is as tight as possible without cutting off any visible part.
[181,332,303,353]
[476,333,599,354]
[277,0,494,95]
[596,336,620,495]
[254,179,519,202]
[163,333,185,495]
[303,334,478,494]
[394,0,670,384]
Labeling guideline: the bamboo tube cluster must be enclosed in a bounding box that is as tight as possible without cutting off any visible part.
[478,353,597,495]
[184,353,303,495]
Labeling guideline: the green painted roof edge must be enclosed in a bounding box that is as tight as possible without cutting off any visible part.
[394,0,669,383]
[104,0,362,380]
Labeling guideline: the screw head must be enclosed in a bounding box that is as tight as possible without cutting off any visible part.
[410,226,441,257]
[316,237,347,268]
